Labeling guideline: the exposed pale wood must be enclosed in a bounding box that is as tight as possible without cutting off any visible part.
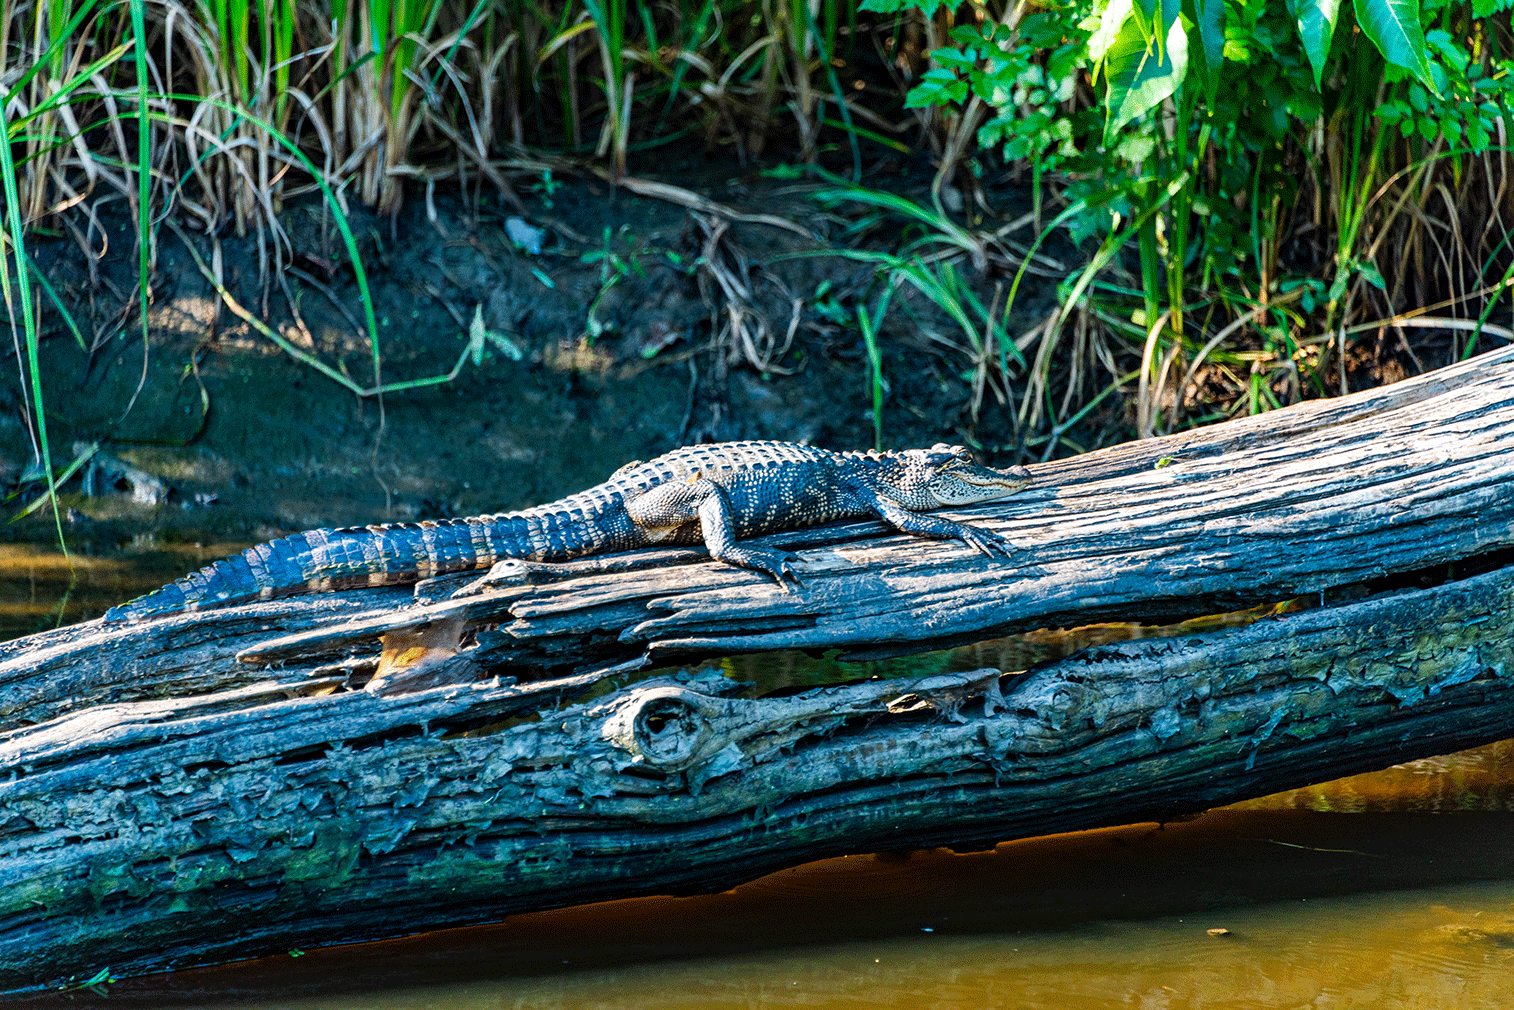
[1,347,1513,993]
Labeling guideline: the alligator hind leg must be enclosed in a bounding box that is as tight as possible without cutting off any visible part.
[628,477,802,590]
[693,483,802,590]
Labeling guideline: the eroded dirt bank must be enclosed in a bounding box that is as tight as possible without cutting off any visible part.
[2,163,1050,572]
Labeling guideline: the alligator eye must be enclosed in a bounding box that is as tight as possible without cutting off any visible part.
[955,450,972,462]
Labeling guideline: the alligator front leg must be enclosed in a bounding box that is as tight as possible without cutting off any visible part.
[852,486,1013,557]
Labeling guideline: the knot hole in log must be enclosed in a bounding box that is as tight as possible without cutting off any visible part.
[607,686,725,772]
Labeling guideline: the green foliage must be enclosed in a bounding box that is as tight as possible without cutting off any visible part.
[886,0,1514,431]
[1354,0,1437,88]
[1089,0,1189,139]
[860,0,951,16]
[952,12,1091,171]
[5,0,1513,465]
[1287,0,1342,88]
[1189,0,1226,97]
[1377,29,1514,150]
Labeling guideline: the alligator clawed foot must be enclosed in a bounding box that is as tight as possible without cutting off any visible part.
[959,526,1013,558]
[710,546,805,593]
[775,559,805,593]
[748,556,803,593]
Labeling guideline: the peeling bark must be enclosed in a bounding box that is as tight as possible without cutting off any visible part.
[2,347,1513,993]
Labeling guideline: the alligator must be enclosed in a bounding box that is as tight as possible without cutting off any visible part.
[104,440,1031,622]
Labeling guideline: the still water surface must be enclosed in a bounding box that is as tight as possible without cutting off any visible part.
[5,540,1513,1009]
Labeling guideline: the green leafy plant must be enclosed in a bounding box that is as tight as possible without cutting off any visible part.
[879,0,1513,439]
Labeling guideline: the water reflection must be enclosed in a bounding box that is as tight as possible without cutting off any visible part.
[719,601,1304,697]
[1234,739,1514,814]
[37,809,1514,1009]
[0,539,254,639]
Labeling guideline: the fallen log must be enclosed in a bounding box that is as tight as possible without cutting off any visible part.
[2,346,1513,994]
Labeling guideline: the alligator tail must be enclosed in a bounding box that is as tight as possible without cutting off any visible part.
[102,515,536,623]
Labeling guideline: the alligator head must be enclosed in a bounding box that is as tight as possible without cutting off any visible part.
[874,443,1031,509]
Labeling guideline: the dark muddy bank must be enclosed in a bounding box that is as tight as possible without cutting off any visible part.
[2,161,1056,622]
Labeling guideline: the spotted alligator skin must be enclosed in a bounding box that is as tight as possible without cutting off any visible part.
[104,441,1031,622]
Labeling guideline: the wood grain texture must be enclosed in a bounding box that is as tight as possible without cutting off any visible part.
[1,346,1513,992]
[237,342,1514,676]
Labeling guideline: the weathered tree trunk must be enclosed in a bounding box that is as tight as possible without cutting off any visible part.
[2,346,1513,994]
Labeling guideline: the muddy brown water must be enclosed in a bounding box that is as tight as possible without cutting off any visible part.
[5,540,1514,1009]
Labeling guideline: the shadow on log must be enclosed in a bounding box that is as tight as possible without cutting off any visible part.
[2,347,1514,993]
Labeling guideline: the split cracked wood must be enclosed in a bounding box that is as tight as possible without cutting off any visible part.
[1,345,1513,993]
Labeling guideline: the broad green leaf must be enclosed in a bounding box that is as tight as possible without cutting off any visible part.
[1101,0,1189,140]
[1115,133,1156,162]
[1287,0,1341,89]
[1088,0,1135,63]
[1424,28,1460,61]
[1260,72,1291,136]
[930,47,979,70]
[1468,116,1488,151]
[1185,0,1225,101]
[1288,90,1323,119]
[1354,0,1436,92]
[905,68,969,108]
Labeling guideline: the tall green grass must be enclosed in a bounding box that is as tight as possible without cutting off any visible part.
[3,0,1511,482]
[1,0,889,447]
